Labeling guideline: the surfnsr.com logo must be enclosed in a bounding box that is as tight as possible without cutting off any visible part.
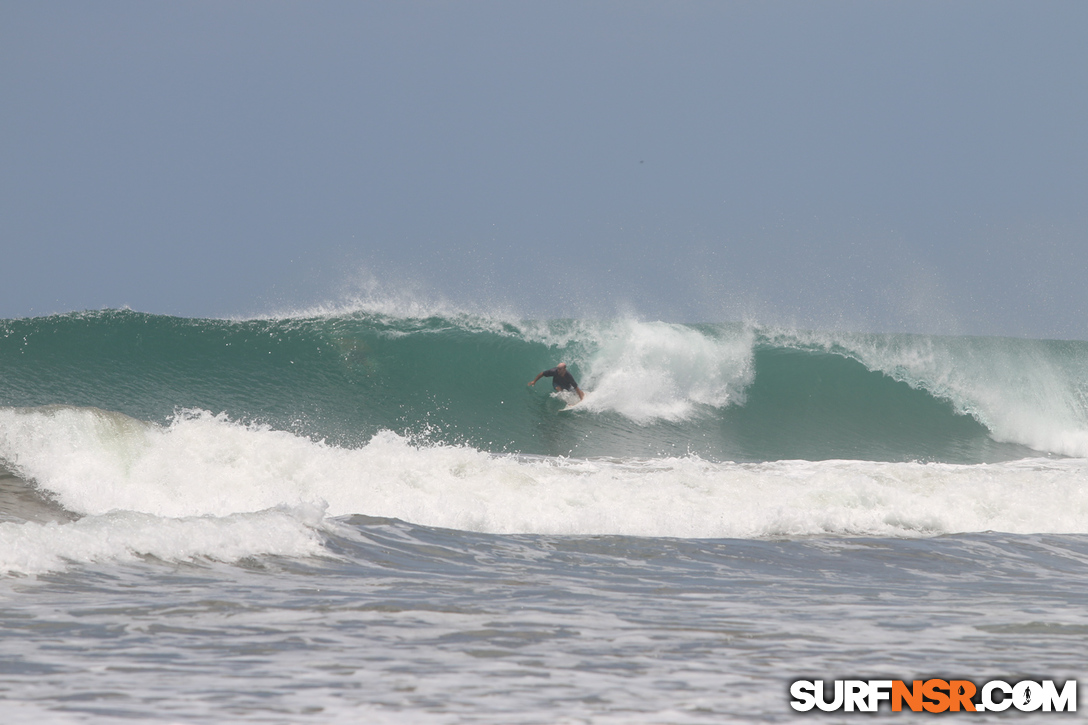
[790,679,1077,713]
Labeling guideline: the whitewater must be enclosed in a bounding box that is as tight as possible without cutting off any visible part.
[1,308,1086,722]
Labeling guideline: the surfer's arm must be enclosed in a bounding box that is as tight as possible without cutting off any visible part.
[528,372,545,386]
[576,387,585,401]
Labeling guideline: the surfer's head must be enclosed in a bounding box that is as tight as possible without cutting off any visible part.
[556,362,567,373]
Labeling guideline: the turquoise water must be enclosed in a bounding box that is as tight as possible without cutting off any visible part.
[5,309,1083,462]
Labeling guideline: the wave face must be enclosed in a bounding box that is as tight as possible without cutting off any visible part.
[5,309,1086,461]
[2,309,1088,552]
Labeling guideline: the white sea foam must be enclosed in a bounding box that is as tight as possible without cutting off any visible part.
[3,407,1088,546]
[0,505,328,576]
[514,318,757,423]
[573,320,755,422]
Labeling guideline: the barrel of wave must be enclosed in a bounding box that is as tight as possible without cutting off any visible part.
[796,329,1088,458]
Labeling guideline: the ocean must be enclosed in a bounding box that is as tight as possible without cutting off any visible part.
[1,307,1086,722]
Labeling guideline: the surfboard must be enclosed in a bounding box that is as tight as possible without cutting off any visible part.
[558,391,586,412]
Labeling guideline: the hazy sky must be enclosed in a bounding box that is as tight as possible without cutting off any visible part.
[3,1,1086,337]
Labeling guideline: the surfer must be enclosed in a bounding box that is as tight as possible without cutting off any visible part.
[529,362,585,401]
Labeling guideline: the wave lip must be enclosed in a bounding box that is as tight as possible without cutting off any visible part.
[768,328,1088,458]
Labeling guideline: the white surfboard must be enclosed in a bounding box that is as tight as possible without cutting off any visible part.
[558,391,587,412]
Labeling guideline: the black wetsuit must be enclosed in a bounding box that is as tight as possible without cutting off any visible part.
[543,367,578,391]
